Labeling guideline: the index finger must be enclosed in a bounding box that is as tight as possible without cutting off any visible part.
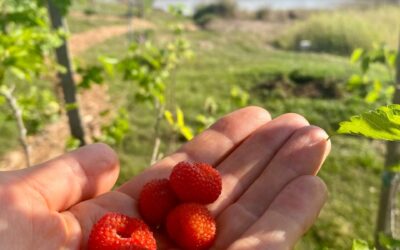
[117,106,271,197]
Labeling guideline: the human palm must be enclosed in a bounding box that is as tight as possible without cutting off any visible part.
[0,107,330,250]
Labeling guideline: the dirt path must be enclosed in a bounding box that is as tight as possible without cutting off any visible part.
[70,18,155,55]
[0,19,155,171]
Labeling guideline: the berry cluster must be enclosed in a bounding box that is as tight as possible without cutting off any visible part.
[88,161,222,250]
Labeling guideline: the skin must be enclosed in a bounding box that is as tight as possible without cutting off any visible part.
[0,106,330,250]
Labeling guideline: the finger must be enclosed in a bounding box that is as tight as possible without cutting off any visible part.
[214,126,330,248]
[117,106,271,197]
[210,113,309,215]
[8,143,119,211]
[62,191,139,249]
[226,176,328,250]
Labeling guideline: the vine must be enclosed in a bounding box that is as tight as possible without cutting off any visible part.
[0,0,63,166]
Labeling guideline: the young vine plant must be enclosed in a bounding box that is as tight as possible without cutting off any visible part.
[347,44,397,104]
[0,0,64,166]
[340,45,399,249]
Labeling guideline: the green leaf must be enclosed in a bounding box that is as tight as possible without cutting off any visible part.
[379,232,400,248]
[347,74,365,89]
[164,110,174,126]
[385,86,395,102]
[195,114,215,133]
[99,56,118,77]
[338,105,400,141]
[196,114,210,125]
[94,108,129,146]
[176,107,185,127]
[10,66,28,80]
[180,126,194,140]
[365,80,382,103]
[204,96,218,114]
[386,51,398,68]
[361,57,370,73]
[77,65,104,89]
[230,85,249,107]
[387,164,400,172]
[65,136,80,151]
[352,239,373,250]
[65,102,78,111]
[351,48,364,63]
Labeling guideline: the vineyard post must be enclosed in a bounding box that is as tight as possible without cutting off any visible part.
[376,34,400,249]
[47,1,86,146]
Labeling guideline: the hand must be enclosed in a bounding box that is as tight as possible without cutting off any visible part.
[0,106,330,249]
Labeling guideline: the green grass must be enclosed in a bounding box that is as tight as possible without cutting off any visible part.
[0,116,19,157]
[69,2,129,17]
[66,1,132,34]
[275,6,400,55]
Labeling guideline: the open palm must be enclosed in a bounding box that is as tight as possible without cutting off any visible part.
[0,107,330,250]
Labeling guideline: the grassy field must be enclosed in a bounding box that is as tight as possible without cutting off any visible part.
[275,6,400,54]
[0,3,393,249]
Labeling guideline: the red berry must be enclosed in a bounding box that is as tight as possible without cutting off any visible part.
[170,161,222,204]
[138,178,179,226]
[166,203,216,249]
[88,212,156,250]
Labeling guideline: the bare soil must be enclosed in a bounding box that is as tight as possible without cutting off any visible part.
[70,18,155,55]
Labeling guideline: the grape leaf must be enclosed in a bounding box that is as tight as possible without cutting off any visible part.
[164,110,174,126]
[351,48,364,63]
[351,239,373,250]
[379,233,400,249]
[338,105,400,141]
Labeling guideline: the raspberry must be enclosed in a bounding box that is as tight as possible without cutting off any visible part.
[88,212,156,250]
[170,161,222,204]
[138,178,179,226]
[166,203,216,249]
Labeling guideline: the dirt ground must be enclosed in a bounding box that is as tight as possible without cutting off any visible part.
[69,18,155,55]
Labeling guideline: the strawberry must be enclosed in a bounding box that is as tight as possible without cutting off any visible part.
[166,203,216,249]
[138,178,179,226]
[170,161,222,204]
[88,212,157,250]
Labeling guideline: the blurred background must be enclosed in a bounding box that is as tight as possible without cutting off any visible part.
[1,0,400,249]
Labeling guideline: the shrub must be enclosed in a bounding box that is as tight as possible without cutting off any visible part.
[255,8,271,20]
[255,8,309,22]
[193,0,237,27]
[274,7,400,55]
